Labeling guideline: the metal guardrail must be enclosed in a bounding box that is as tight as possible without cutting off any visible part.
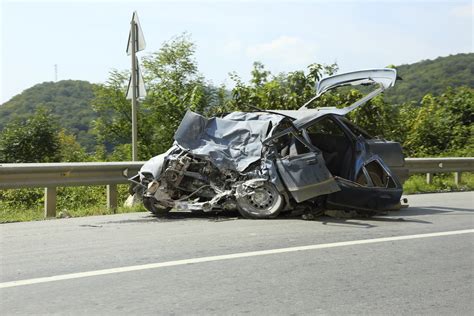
[0,158,473,218]
[0,162,144,217]
[0,162,144,189]
[404,157,474,174]
[405,157,474,186]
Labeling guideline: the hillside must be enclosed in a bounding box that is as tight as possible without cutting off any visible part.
[1,53,472,151]
[0,80,97,150]
[385,53,474,104]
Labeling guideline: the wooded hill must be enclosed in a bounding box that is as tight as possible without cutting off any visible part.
[0,80,97,150]
[1,53,472,151]
[384,53,474,104]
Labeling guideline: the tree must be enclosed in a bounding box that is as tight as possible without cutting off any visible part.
[403,87,473,156]
[91,34,473,161]
[384,53,474,104]
[91,70,131,151]
[220,61,339,114]
[0,80,98,151]
[92,33,214,160]
[0,108,61,163]
[348,95,400,139]
[58,129,91,162]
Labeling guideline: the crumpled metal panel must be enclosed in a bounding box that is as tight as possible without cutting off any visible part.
[223,111,284,126]
[173,111,283,172]
[139,149,170,180]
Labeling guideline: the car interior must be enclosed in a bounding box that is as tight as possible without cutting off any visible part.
[305,116,353,179]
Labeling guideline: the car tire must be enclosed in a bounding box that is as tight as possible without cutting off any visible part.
[236,182,284,219]
[143,197,172,216]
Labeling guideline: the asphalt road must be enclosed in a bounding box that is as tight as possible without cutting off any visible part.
[1,191,473,315]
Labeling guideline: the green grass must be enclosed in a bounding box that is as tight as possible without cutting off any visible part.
[0,204,146,223]
[0,184,146,223]
[1,173,472,223]
[403,172,474,194]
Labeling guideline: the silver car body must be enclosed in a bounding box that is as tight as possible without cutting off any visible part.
[133,68,405,218]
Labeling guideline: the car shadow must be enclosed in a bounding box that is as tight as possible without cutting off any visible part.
[99,210,240,225]
[391,206,473,217]
[317,217,378,228]
[297,214,432,228]
[100,204,471,226]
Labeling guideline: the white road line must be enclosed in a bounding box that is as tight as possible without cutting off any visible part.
[1,229,473,289]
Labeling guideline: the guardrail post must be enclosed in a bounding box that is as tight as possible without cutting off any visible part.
[426,173,433,185]
[107,184,118,212]
[44,187,57,218]
[454,172,461,186]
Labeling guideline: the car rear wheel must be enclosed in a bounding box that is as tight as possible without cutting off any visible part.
[236,182,283,219]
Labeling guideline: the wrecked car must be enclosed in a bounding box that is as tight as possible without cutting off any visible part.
[129,68,408,219]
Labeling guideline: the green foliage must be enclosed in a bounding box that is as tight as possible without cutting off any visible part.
[58,129,92,162]
[0,185,145,223]
[0,188,44,211]
[218,62,338,113]
[348,95,396,138]
[92,33,215,160]
[1,52,472,157]
[403,87,473,157]
[0,109,91,163]
[385,53,474,104]
[90,70,131,151]
[0,108,61,163]
[0,80,97,151]
[403,173,474,195]
[91,40,471,161]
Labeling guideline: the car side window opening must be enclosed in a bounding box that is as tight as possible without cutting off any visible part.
[339,117,373,139]
[270,122,296,157]
[270,119,313,158]
[276,133,311,157]
[356,160,397,188]
[305,116,352,178]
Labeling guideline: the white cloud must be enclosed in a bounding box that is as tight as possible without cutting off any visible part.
[450,3,473,17]
[245,36,318,68]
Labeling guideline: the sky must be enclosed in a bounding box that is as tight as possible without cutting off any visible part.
[0,0,472,103]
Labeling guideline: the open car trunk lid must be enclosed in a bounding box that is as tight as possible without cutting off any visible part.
[295,68,397,128]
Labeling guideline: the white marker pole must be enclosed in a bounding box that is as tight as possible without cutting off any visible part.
[131,18,138,161]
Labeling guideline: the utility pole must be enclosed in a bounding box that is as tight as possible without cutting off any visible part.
[126,11,146,161]
[54,64,58,82]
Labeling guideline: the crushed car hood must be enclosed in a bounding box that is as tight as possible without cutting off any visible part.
[174,111,284,172]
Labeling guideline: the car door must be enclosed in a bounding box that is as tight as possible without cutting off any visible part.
[276,136,340,203]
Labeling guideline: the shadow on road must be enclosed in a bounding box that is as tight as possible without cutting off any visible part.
[99,210,240,225]
[317,217,377,228]
[393,206,473,217]
[99,206,459,227]
[305,213,432,228]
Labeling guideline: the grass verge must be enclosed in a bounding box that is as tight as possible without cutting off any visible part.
[0,184,146,223]
[403,172,474,194]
